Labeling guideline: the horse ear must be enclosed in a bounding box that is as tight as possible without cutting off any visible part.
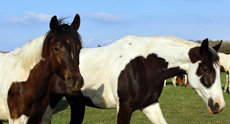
[212,40,222,52]
[50,15,58,33]
[200,38,209,54]
[71,14,80,30]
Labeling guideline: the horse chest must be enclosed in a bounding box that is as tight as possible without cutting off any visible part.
[0,98,8,120]
[7,60,52,119]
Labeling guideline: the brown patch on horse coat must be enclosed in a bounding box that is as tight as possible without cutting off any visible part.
[188,47,200,63]
[176,75,184,86]
[117,53,185,123]
[7,60,52,123]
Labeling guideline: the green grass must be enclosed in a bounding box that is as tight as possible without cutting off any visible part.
[3,73,230,124]
[51,73,230,124]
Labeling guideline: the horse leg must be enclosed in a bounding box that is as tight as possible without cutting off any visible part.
[117,103,133,124]
[0,121,2,124]
[42,105,55,124]
[42,94,64,124]
[141,102,167,124]
[184,75,187,86]
[228,72,230,93]
[224,72,228,93]
[172,76,177,87]
[8,115,29,124]
[164,80,167,87]
[65,94,85,124]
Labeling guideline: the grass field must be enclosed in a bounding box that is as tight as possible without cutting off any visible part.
[3,73,230,124]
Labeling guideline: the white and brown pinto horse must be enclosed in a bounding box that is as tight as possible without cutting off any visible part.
[0,14,83,124]
[43,36,225,124]
[164,74,188,87]
[218,53,230,93]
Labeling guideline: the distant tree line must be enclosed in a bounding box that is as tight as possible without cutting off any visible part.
[191,40,230,53]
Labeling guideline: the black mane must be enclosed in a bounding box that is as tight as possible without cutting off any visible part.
[207,46,220,66]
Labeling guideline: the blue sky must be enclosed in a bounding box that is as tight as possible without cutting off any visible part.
[0,0,230,51]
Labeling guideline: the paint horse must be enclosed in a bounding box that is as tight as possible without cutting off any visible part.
[0,14,83,124]
[218,53,230,93]
[43,36,225,124]
[164,75,189,87]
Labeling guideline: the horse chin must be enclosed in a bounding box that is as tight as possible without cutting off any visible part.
[66,89,82,96]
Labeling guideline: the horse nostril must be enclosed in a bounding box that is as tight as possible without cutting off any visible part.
[214,103,220,109]
[65,76,75,88]
[78,77,84,88]
[208,98,223,114]
[67,77,72,80]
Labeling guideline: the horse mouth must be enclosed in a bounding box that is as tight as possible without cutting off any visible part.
[208,99,223,114]
[66,89,82,96]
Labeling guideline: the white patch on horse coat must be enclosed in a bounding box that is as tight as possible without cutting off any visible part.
[219,53,230,93]
[141,103,167,124]
[219,53,230,70]
[8,114,29,124]
[0,35,45,121]
[79,35,200,108]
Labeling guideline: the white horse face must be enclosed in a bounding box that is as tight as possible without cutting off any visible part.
[188,39,225,114]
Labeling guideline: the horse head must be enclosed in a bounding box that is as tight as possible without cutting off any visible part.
[42,14,84,92]
[188,39,225,114]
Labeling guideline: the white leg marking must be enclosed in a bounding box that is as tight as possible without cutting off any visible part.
[227,72,230,93]
[184,75,187,85]
[141,103,167,124]
[164,80,167,87]
[172,76,177,87]
[224,73,228,93]
[42,105,55,124]
[9,115,29,124]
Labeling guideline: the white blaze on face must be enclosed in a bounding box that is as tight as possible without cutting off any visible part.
[67,40,70,44]
[66,40,74,59]
[71,52,74,59]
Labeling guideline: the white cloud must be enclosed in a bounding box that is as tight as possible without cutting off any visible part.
[83,38,94,43]
[7,12,51,25]
[82,12,126,24]
[105,39,114,43]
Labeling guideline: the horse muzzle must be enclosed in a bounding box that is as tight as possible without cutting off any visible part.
[208,99,225,114]
[65,75,84,91]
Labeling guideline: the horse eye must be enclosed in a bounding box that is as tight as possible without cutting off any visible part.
[53,47,60,53]
[203,68,209,73]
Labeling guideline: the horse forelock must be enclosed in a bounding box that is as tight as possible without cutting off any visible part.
[42,18,83,58]
[207,46,219,66]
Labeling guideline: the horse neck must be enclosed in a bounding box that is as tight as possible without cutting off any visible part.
[24,58,53,95]
[157,45,192,70]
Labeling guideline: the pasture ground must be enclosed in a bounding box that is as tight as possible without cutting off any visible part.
[3,73,230,124]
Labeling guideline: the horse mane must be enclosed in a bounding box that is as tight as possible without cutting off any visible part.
[11,35,45,71]
[207,46,219,66]
[42,17,83,58]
